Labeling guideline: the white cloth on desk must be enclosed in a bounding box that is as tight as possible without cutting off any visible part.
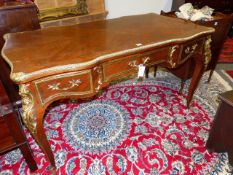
[175,3,214,21]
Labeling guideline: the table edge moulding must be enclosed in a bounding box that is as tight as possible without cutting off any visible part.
[1,13,214,172]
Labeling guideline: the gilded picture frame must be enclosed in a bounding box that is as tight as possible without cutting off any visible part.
[34,0,88,22]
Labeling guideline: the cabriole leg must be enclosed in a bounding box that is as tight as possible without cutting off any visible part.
[19,84,56,172]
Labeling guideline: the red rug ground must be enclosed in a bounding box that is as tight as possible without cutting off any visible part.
[0,75,231,175]
[226,70,233,79]
[219,38,233,79]
[219,38,233,64]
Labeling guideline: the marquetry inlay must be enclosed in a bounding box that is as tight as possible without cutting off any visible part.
[34,70,93,105]
[185,44,198,54]
[48,79,82,91]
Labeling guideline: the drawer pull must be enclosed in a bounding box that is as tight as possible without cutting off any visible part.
[168,45,179,68]
[142,56,151,64]
[185,44,198,54]
[128,60,139,68]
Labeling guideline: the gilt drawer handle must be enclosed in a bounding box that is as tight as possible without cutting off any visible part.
[142,56,151,64]
[185,44,198,54]
[48,79,82,91]
[128,60,139,68]
[168,45,179,68]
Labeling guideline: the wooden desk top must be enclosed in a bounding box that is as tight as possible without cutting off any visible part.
[1,13,214,83]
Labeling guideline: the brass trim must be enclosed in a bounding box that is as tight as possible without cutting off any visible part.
[34,70,93,105]
[10,72,27,83]
[204,36,212,69]
[184,44,198,54]
[142,56,151,64]
[177,38,204,65]
[93,65,103,93]
[2,31,214,83]
[182,43,198,61]
[167,45,179,68]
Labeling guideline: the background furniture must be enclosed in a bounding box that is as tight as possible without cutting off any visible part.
[172,0,233,14]
[0,5,39,170]
[0,79,37,171]
[146,11,233,92]
[0,1,40,108]
[178,12,232,85]
[185,0,233,14]
[171,0,233,37]
[206,90,233,167]
[171,0,185,11]
[38,0,108,28]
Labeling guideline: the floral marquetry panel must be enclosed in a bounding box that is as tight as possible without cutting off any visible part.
[180,38,205,64]
[34,70,94,105]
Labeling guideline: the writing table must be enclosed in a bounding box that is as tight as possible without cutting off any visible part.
[1,13,214,171]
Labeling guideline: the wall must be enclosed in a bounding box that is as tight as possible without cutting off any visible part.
[105,0,173,19]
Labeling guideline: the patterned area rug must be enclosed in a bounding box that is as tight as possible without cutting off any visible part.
[0,71,232,175]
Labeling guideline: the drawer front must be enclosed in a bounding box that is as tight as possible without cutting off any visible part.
[34,70,94,105]
[180,39,204,64]
[141,47,170,66]
[103,55,141,82]
[103,47,171,82]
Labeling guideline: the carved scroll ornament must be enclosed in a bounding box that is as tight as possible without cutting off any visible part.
[168,45,179,68]
[19,84,37,134]
[204,36,212,69]
[94,66,103,93]
[10,72,27,83]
